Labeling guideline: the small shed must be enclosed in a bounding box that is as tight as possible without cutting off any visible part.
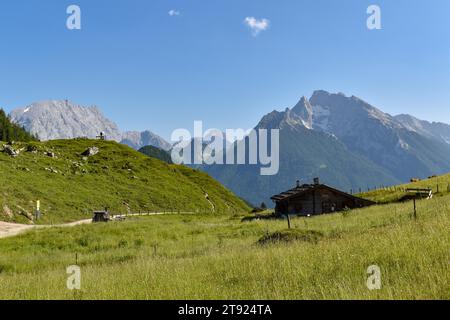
[271,178,375,216]
[92,210,110,223]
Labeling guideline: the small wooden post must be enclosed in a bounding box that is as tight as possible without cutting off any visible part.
[413,198,417,220]
[287,214,292,229]
[35,200,41,221]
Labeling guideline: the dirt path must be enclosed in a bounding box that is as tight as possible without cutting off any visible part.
[0,222,35,239]
[0,212,193,240]
[0,219,92,240]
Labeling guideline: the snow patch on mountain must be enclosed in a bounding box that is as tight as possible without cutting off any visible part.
[394,114,450,145]
[312,105,331,132]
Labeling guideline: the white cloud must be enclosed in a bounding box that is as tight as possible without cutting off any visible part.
[168,10,180,17]
[244,17,270,36]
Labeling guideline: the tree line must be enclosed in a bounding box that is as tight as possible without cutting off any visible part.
[0,109,37,142]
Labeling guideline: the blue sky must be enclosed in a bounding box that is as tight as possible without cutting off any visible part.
[0,0,449,140]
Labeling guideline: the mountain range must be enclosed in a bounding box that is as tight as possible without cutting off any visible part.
[200,90,450,205]
[9,100,171,151]
[6,91,450,206]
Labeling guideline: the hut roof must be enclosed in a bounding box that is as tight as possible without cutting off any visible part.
[271,183,375,205]
[271,183,316,201]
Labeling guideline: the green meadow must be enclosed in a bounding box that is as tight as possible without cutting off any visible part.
[0,138,448,300]
[0,191,448,299]
[359,173,450,203]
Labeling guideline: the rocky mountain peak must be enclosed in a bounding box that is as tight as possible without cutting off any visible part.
[10,100,122,141]
[290,96,313,129]
[121,130,172,151]
[256,110,287,130]
[258,90,396,134]
[9,100,171,150]
[309,90,400,132]
[395,114,450,144]
[311,90,332,98]
[256,97,314,131]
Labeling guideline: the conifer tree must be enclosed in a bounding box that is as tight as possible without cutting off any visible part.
[0,109,37,142]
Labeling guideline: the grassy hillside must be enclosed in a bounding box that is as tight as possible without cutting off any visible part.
[0,190,448,299]
[359,173,450,203]
[139,145,173,164]
[0,139,250,224]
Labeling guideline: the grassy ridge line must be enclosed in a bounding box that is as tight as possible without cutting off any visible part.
[138,145,173,164]
[0,192,448,299]
[0,139,250,224]
[358,173,450,203]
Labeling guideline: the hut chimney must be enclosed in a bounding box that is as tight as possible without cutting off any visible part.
[314,177,320,185]
[296,180,300,188]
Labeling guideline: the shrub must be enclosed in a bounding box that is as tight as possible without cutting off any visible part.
[257,229,323,245]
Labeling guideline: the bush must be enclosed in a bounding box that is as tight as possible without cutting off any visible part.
[25,143,39,152]
[258,229,323,245]
[118,239,128,248]
[251,207,264,213]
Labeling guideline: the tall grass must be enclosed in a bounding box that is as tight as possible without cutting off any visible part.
[0,193,448,299]
[359,173,450,203]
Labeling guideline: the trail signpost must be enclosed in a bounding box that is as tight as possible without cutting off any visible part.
[96,132,106,140]
[35,200,41,221]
